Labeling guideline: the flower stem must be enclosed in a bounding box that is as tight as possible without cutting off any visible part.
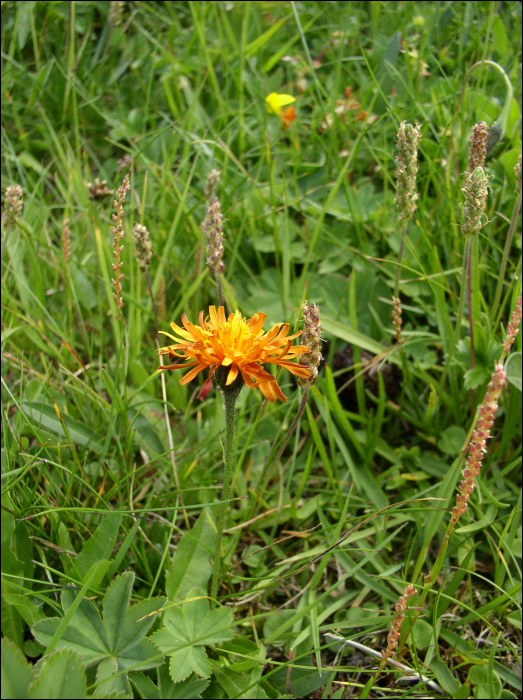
[467,237,475,416]
[211,391,237,607]
[441,235,472,388]
[491,194,522,327]
[393,221,407,298]
[215,271,224,308]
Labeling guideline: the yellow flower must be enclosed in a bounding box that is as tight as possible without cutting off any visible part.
[265,92,296,116]
[158,306,311,402]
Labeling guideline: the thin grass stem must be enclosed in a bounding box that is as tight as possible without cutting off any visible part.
[491,194,522,327]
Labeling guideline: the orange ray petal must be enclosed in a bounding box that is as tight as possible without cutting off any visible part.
[198,310,209,330]
[263,324,284,343]
[248,312,267,332]
[272,323,290,341]
[159,331,183,342]
[208,305,218,327]
[258,380,277,402]
[240,369,257,388]
[273,340,292,361]
[182,315,205,340]
[160,361,199,370]
[259,379,287,403]
[169,322,195,341]
[226,364,239,385]
[243,364,274,381]
[271,360,311,377]
[179,364,208,385]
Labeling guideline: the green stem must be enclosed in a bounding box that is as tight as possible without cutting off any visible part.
[211,390,238,607]
[215,271,224,309]
[491,194,522,327]
[467,237,475,417]
[393,220,408,298]
[441,235,472,388]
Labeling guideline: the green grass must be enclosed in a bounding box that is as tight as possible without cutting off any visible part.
[1,1,522,698]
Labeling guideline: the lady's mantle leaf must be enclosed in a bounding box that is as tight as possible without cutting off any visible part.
[32,572,165,697]
[151,597,234,683]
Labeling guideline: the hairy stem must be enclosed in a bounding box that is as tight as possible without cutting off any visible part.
[211,391,237,607]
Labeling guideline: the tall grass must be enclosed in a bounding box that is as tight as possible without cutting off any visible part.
[1,2,521,698]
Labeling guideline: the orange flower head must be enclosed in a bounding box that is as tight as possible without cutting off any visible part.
[158,306,311,402]
[280,106,296,129]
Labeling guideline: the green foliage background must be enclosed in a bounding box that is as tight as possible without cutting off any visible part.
[1,1,522,698]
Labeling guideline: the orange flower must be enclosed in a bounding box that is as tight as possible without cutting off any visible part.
[280,106,296,129]
[158,306,311,402]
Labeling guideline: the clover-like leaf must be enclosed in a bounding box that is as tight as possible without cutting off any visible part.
[32,572,164,697]
[151,596,234,684]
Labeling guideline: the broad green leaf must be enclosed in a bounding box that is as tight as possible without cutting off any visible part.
[491,15,508,58]
[210,660,252,698]
[0,597,24,651]
[157,661,209,698]
[1,496,26,648]
[94,657,118,697]
[429,657,460,696]
[321,317,386,356]
[1,638,32,699]
[245,15,291,57]
[1,593,45,628]
[103,570,134,652]
[262,610,294,646]
[166,647,209,684]
[70,263,97,311]
[469,664,502,698]
[32,573,165,697]
[78,560,112,591]
[129,671,160,699]
[218,638,261,672]
[2,641,89,700]
[505,352,522,392]
[269,657,325,697]
[411,619,433,649]
[31,649,87,699]
[74,513,122,580]
[437,426,467,456]
[165,510,216,602]
[439,629,521,693]
[151,597,234,683]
